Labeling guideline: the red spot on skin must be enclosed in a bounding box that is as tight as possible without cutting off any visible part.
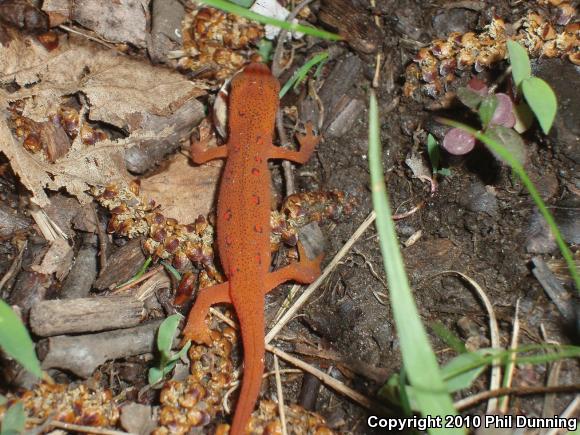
[252,194,261,205]
[251,168,260,176]
[255,253,261,264]
[224,209,233,221]
[225,235,233,246]
[254,154,263,163]
[254,224,263,233]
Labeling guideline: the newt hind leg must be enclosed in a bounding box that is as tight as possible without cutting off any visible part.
[182,281,230,345]
[265,241,324,290]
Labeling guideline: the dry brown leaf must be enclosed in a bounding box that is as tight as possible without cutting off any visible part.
[0,114,154,206]
[30,237,73,280]
[140,153,222,224]
[0,34,206,128]
[71,0,150,48]
[0,33,207,207]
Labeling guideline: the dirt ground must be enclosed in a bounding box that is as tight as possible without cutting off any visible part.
[0,0,578,433]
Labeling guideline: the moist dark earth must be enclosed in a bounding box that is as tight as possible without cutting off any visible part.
[1,0,579,433]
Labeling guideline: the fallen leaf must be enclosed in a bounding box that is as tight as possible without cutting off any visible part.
[31,237,73,280]
[140,153,222,224]
[0,33,207,207]
[0,34,206,129]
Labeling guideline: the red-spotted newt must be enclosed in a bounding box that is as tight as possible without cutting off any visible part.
[182,62,323,434]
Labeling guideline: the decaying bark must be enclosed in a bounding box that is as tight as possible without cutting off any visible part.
[37,320,164,378]
[94,237,146,290]
[29,295,145,336]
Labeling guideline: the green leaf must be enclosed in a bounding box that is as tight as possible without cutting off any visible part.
[257,39,273,62]
[0,300,41,378]
[426,134,440,173]
[478,95,498,129]
[485,125,527,165]
[507,40,531,87]
[157,314,183,358]
[522,77,557,134]
[441,352,488,393]
[147,367,163,386]
[430,322,466,354]
[513,100,535,133]
[0,395,6,405]
[456,87,484,110]
[1,402,25,435]
[168,340,191,364]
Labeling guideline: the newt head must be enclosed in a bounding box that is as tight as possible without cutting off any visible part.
[228,63,280,140]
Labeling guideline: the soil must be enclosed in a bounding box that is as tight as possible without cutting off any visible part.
[0,0,578,433]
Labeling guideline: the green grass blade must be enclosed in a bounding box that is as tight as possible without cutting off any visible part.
[279,52,328,98]
[195,0,342,41]
[1,401,25,435]
[0,300,42,378]
[369,92,461,434]
[438,119,579,291]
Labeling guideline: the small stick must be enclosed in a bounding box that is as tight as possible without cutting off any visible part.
[0,239,27,293]
[93,204,108,274]
[455,384,580,410]
[274,355,288,435]
[498,298,521,413]
[433,270,501,413]
[113,265,164,293]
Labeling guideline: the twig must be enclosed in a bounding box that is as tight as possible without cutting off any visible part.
[271,0,316,197]
[271,0,315,78]
[58,25,117,49]
[274,355,288,435]
[265,211,377,344]
[544,396,580,435]
[93,204,108,275]
[113,265,164,293]
[434,271,501,413]
[0,239,26,293]
[498,298,520,413]
[454,384,580,410]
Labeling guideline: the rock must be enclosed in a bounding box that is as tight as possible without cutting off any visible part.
[432,8,478,37]
[458,182,498,216]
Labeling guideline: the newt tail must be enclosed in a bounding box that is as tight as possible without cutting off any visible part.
[183,62,323,434]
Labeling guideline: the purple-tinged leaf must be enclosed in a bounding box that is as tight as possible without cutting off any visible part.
[489,93,515,128]
[467,78,489,95]
[442,128,476,155]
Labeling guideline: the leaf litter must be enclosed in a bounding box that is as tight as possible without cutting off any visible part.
[0,31,207,207]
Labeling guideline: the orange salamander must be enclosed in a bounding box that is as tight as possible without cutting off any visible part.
[182,62,323,434]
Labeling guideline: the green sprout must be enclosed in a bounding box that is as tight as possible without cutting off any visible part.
[148,314,191,385]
